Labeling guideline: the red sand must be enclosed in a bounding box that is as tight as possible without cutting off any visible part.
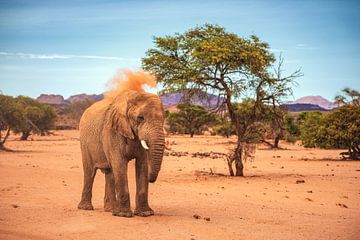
[0,130,359,240]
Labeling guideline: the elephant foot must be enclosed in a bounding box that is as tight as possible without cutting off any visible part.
[104,204,112,212]
[112,209,133,218]
[78,201,94,210]
[104,206,112,212]
[134,208,154,217]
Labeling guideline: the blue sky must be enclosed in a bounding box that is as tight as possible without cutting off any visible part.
[0,0,359,101]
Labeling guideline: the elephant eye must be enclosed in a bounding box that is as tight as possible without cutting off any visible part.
[137,115,145,122]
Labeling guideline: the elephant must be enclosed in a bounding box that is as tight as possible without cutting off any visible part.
[77,89,165,217]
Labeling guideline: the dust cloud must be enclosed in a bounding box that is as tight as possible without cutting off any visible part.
[105,69,157,99]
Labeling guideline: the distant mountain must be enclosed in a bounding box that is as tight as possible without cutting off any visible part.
[37,90,225,110]
[280,103,328,112]
[287,96,336,110]
[36,93,104,105]
[66,94,104,104]
[37,94,65,105]
[160,90,225,110]
[36,92,335,113]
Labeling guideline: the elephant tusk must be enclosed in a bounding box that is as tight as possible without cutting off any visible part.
[141,140,149,150]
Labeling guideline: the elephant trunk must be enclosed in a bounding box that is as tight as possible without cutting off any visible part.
[146,126,165,183]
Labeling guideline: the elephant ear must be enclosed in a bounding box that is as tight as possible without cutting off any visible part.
[109,97,135,140]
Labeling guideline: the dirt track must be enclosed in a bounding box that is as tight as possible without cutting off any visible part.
[0,130,359,240]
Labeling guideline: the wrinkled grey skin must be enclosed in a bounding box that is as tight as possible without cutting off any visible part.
[77,90,165,217]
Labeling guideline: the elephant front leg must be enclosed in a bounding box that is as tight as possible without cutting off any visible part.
[112,162,133,217]
[134,155,154,217]
[104,171,116,212]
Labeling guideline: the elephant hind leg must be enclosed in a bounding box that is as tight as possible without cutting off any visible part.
[78,150,96,210]
[104,171,116,212]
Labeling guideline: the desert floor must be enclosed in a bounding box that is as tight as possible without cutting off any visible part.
[0,130,359,240]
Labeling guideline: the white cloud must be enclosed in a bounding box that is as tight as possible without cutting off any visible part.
[295,43,317,50]
[269,48,284,53]
[0,51,139,61]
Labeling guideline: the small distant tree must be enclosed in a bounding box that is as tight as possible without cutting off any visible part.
[319,105,360,159]
[214,117,236,138]
[296,111,323,148]
[13,96,57,140]
[283,114,300,143]
[143,24,301,176]
[167,102,217,137]
[0,95,22,149]
[257,105,285,148]
[335,87,360,106]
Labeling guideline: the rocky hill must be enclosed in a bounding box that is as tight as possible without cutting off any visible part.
[66,94,104,104]
[37,94,65,105]
[160,91,225,109]
[36,93,104,105]
[36,91,224,110]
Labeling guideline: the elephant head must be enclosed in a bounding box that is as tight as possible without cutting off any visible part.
[109,90,165,183]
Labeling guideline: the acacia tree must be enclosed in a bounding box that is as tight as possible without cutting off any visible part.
[214,117,236,138]
[167,102,217,137]
[142,24,301,176]
[13,96,57,140]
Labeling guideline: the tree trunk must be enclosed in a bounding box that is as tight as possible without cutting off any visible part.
[274,135,280,149]
[350,145,360,160]
[190,132,194,137]
[262,140,274,148]
[20,131,31,141]
[220,79,244,176]
[0,128,11,150]
[227,159,234,176]
[234,144,244,176]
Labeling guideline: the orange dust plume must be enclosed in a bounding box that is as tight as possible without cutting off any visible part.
[105,69,157,99]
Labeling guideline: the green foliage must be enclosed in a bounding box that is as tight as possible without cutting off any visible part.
[0,94,57,146]
[297,111,323,148]
[13,96,57,140]
[214,117,236,138]
[296,106,360,159]
[233,99,266,143]
[166,102,217,137]
[0,95,22,131]
[0,95,23,148]
[319,105,360,158]
[283,114,300,143]
[142,24,276,97]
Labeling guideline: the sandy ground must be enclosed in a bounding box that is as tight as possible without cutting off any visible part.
[0,130,359,240]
